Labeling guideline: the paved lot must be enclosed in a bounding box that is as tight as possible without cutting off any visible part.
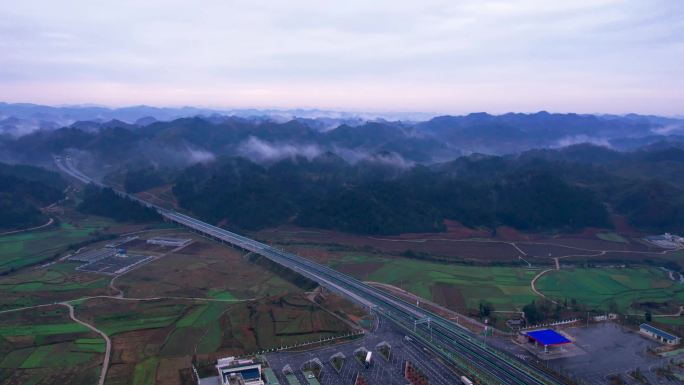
[550,323,684,385]
[77,253,153,275]
[266,315,464,385]
[70,247,117,263]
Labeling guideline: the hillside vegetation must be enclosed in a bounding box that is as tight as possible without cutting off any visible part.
[0,164,64,230]
[172,152,613,234]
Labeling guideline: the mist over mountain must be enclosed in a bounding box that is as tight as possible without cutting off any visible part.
[0,102,430,137]
[3,102,684,235]
[2,103,684,173]
[166,143,684,235]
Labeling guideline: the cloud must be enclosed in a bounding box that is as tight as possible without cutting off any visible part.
[0,0,683,114]
[183,146,215,163]
[365,151,414,169]
[652,124,684,135]
[556,135,611,148]
[0,117,64,137]
[329,146,414,168]
[236,136,323,162]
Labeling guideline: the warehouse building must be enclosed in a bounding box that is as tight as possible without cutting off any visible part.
[640,324,681,345]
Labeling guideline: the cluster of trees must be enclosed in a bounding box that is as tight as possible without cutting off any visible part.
[522,297,609,324]
[123,167,167,193]
[77,185,161,223]
[96,141,684,236]
[172,153,612,234]
[0,164,65,230]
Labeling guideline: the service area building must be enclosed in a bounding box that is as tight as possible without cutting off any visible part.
[217,357,265,385]
[640,323,681,345]
[525,329,572,352]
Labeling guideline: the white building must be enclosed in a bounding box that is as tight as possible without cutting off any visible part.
[216,357,265,385]
[640,323,681,345]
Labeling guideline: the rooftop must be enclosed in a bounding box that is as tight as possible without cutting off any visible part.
[525,329,571,346]
[640,323,679,341]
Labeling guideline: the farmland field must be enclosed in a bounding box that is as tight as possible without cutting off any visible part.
[595,232,629,243]
[0,208,159,275]
[74,294,359,385]
[115,235,301,300]
[0,305,103,385]
[277,240,684,325]
[322,253,538,313]
[0,261,111,311]
[0,226,366,385]
[536,267,684,313]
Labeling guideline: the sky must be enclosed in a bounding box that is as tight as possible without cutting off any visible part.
[1,0,683,115]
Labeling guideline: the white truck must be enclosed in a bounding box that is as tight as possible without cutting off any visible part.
[364,351,372,368]
[460,376,473,385]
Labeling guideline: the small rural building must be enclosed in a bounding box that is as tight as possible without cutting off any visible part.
[639,323,681,345]
[524,329,572,352]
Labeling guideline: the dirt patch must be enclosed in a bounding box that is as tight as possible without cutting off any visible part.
[430,282,467,312]
[335,262,384,278]
[517,243,595,258]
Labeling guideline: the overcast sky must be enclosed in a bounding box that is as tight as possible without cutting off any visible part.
[1,0,683,115]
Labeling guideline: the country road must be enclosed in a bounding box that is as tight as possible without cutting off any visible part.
[62,302,111,385]
[0,217,54,236]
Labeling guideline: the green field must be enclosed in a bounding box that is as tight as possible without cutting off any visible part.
[595,232,628,243]
[0,306,102,384]
[0,262,110,311]
[0,216,115,273]
[327,253,684,321]
[132,357,159,385]
[329,254,538,312]
[88,301,187,336]
[536,267,684,312]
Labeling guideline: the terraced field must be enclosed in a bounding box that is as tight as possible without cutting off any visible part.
[73,295,356,385]
[0,225,364,385]
[0,305,103,385]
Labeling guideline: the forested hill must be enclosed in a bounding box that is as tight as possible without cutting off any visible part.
[2,112,684,170]
[77,185,162,223]
[171,152,611,235]
[168,144,684,235]
[0,163,65,230]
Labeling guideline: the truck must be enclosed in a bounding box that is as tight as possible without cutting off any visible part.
[364,351,372,368]
[460,376,473,385]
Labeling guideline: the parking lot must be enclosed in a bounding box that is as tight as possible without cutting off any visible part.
[551,323,684,385]
[265,315,464,385]
[77,253,154,275]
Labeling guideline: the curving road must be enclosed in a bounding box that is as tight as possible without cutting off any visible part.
[62,302,111,385]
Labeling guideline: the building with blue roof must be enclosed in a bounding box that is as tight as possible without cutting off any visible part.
[640,323,681,345]
[524,329,572,352]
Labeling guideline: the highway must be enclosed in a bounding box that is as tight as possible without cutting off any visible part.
[54,156,566,385]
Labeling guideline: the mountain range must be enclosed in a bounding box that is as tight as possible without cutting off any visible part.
[2,103,684,174]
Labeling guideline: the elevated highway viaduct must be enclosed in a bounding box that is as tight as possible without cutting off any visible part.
[54,156,567,385]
